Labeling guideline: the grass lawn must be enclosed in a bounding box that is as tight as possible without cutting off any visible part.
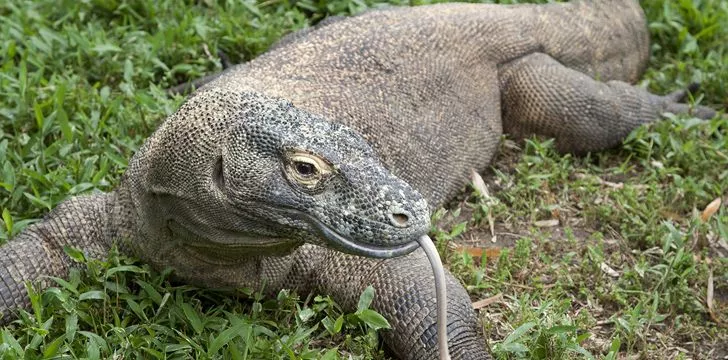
[0,0,726,358]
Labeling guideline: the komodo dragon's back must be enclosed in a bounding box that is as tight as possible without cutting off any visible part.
[211,0,650,206]
[1,1,716,359]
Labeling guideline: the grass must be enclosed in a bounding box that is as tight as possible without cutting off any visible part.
[0,0,726,358]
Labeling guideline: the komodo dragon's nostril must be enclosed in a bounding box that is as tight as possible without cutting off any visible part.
[389,212,410,228]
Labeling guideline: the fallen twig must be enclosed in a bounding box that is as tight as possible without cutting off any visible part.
[472,293,503,309]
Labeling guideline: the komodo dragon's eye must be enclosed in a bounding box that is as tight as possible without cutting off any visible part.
[295,162,317,177]
[285,151,332,188]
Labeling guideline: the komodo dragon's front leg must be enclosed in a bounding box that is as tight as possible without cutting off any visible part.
[0,194,112,317]
[288,245,489,360]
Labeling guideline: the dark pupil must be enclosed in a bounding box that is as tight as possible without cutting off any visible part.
[295,162,316,177]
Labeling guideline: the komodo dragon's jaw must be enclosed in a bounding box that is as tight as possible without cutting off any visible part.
[125,89,430,259]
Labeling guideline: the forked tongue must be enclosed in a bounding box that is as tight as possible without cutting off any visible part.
[417,234,451,360]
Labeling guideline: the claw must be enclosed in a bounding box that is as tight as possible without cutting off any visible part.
[666,82,701,103]
[663,102,717,120]
[662,83,718,120]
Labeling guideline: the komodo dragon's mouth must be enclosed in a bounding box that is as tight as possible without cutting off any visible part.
[167,219,303,258]
[166,209,420,259]
[288,211,421,258]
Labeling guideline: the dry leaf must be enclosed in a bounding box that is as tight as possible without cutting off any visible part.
[551,208,560,219]
[701,197,721,222]
[470,169,489,198]
[600,262,619,277]
[705,269,724,325]
[534,219,559,228]
[457,245,502,259]
[471,169,497,238]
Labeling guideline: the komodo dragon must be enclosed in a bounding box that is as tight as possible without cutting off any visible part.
[0,0,717,359]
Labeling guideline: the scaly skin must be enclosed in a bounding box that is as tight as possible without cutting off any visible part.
[0,1,717,359]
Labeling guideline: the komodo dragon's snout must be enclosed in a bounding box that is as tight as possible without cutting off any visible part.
[127,90,429,259]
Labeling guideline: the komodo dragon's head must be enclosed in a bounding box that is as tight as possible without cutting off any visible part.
[124,89,429,258]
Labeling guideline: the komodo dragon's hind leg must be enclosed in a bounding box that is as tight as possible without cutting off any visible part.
[498,52,716,154]
[288,245,489,360]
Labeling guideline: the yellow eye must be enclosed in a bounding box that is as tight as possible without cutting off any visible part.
[287,151,332,187]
